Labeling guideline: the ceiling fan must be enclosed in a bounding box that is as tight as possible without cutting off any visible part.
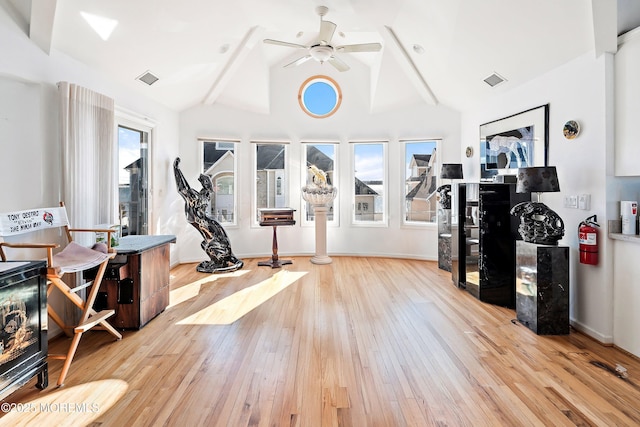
[263,6,382,72]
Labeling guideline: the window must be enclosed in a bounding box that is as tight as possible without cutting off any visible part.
[298,75,342,118]
[118,125,149,236]
[254,142,288,222]
[202,140,237,224]
[403,140,439,224]
[302,143,338,224]
[352,142,386,224]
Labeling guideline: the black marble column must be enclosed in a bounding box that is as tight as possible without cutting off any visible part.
[438,207,452,272]
[515,241,569,335]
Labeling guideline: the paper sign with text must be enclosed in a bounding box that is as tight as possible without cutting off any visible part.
[0,207,69,236]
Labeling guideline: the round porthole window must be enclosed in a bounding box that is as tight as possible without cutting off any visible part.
[298,75,342,118]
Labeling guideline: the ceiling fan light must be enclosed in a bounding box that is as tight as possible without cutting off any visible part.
[310,45,333,62]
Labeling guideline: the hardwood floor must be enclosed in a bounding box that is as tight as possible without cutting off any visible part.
[2,257,640,426]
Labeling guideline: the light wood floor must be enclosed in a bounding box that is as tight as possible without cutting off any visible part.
[2,257,640,426]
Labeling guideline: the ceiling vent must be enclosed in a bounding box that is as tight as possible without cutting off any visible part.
[483,72,506,87]
[136,71,159,86]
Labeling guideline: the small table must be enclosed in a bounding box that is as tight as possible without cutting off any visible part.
[257,208,295,268]
[97,235,176,329]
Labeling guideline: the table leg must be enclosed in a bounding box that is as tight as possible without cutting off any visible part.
[258,225,293,268]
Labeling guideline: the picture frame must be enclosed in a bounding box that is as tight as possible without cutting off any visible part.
[479,104,549,180]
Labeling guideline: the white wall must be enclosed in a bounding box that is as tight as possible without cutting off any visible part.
[177,58,462,263]
[0,8,181,336]
[462,51,617,345]
[0,7,182,253]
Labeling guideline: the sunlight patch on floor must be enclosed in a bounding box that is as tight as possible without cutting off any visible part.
[176,270,307,325]
[168,269,250,308]
[0,379,128,426]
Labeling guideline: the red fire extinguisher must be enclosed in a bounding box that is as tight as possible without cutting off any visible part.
[579,215,599,265]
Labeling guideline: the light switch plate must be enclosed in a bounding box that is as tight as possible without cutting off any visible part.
[578,194,590,210]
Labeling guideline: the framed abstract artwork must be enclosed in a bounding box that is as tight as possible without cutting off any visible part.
[479,104,549,180]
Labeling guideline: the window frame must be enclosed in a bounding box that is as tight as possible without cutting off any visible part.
[350,140,388,227]
[298,75,343,118]
[199,138,239,227]
[401,139,441,228]
[115,108,156,236]
[251,140,290,227]
[301,141,340,227]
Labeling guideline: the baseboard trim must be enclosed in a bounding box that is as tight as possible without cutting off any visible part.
[570,318,613,345]
[178,253,437,265]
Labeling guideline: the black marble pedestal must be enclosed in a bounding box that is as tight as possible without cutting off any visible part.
[437,207,452,272]
[515,241,569,335]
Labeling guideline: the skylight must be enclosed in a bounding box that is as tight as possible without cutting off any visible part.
[80,12,118,41]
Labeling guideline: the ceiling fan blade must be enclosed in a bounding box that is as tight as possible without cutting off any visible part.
[328,56,350,72]
[318,20,337,44]
[336,43,382,53]
[284,55,312,68]
[264,39,307,49]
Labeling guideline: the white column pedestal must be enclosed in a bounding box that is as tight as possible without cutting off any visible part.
[311,205,332,264]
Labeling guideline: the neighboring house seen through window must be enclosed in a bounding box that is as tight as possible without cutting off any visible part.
[403,140,439,224]
[254,142,288,222]
[202,140,237,225]
[303,143,337,224]
[118,125,149,236]
[352,142,386,224]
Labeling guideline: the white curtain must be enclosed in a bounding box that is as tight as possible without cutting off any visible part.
[58,82,116,245]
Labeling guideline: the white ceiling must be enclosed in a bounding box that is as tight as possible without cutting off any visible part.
[3,0,639,113]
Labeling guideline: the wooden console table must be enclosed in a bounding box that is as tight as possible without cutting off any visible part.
[94,235,176,329]
[257,208,295,268]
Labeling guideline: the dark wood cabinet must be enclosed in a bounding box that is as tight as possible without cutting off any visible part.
[0,261,48,399]
[452,182,529,308]
[95,235,175,329]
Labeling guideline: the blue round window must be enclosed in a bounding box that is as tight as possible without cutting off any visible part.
[298,75,342,118]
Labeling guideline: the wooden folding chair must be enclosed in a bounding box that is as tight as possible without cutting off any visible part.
[0,202,122,386]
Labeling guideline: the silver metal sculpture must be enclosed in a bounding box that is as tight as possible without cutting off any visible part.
[436,184,452,209]
[173,158,243,273]
[510,201,564,245]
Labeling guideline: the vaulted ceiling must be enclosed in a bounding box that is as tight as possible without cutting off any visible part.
[3,0,639,114]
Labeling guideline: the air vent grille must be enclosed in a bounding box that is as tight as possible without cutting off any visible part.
[136,71,159,86]
[484,72,506,87]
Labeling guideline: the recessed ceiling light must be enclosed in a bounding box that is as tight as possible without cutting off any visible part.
[80,11,118,41]
[413,44,425,54]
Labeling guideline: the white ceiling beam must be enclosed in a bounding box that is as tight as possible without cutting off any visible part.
[29,0,57,54]
[382,26,437,106]
[203,26,263,105]
[592,0,617,56]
